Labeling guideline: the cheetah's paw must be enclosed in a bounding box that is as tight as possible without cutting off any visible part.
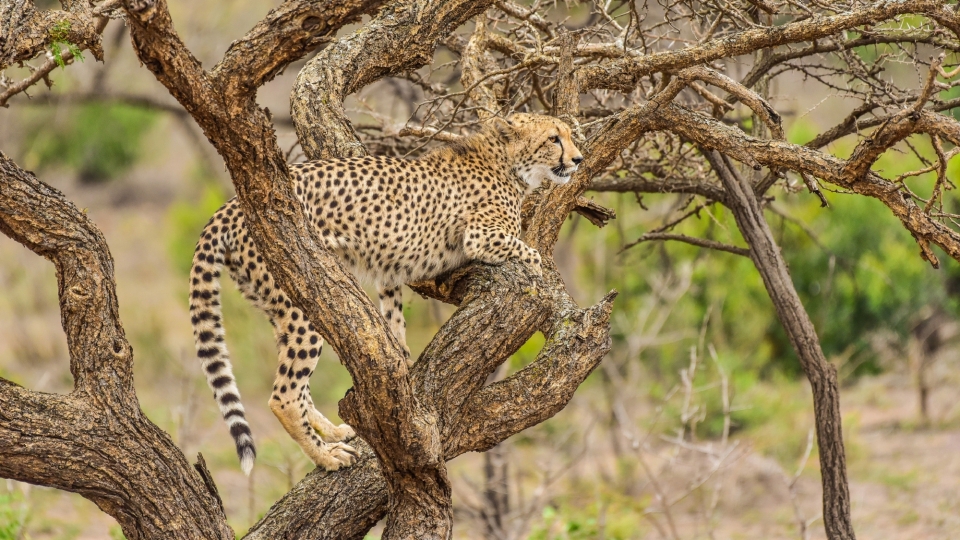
[335,423,356,442]
[318,442,359,471]
[527,256,543,277]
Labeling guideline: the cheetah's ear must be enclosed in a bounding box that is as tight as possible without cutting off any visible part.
[489,117,517,143]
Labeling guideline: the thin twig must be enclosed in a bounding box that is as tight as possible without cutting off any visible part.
[621,232,750,257]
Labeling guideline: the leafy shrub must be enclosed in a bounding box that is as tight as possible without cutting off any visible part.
[0,489,28,540]
[23,103,158,183]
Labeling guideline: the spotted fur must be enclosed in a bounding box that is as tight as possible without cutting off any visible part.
[189,113,584,473]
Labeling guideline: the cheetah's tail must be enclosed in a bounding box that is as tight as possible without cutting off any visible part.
[189,208,256,475]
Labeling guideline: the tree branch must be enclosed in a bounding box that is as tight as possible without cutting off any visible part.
[0,2,105,71]
[0,152,233,539]
[589,175,728,202]
[210,0,385,100]
[650,103,960,267]
[291,0,497,159]
[452,291,615,455]
[621,232,750,256]
[0,1,110,107]
[841,55,944,182]
[677,65,783,139]
[576,0,941,91]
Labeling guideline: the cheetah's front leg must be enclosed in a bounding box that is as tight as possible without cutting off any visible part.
[464,224,543,276]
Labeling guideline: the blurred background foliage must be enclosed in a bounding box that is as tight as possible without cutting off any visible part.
[20,103,158,184]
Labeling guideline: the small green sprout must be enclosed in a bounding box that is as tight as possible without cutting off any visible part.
[49,21,84,69]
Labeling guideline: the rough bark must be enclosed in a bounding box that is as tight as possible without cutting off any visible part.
[0,1,104,70]
[0,0,109,107]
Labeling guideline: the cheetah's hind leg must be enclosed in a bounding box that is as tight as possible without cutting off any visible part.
[377,284,412,365]
[268,301,357,470]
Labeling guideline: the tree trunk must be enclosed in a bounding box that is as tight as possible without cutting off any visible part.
[707,151,855,540]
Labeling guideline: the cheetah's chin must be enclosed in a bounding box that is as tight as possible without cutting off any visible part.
[552,170,574,184]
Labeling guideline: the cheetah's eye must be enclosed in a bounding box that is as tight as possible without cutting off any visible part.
[549,135,560,144]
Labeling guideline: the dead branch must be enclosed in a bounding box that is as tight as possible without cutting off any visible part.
[841,55,945,182]
[576,0,942,91]
[650,103,960,267]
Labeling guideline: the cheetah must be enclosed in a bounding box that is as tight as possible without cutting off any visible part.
[189,113,584,474]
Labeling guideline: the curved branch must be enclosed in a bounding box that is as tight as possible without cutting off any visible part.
[452,292,615,455]
[678,65,783,140]
[290,0,497,159]
[211,0,385,99]
[0,153,232,539]
[0,152,128,395]
[840,55,943,182]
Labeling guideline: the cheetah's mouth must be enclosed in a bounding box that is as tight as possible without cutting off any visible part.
[551,164,573,179]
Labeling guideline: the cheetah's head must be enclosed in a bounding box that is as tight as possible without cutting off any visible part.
[492,113,584,191]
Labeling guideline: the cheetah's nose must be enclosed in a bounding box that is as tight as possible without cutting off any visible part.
[572,156,583,165]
